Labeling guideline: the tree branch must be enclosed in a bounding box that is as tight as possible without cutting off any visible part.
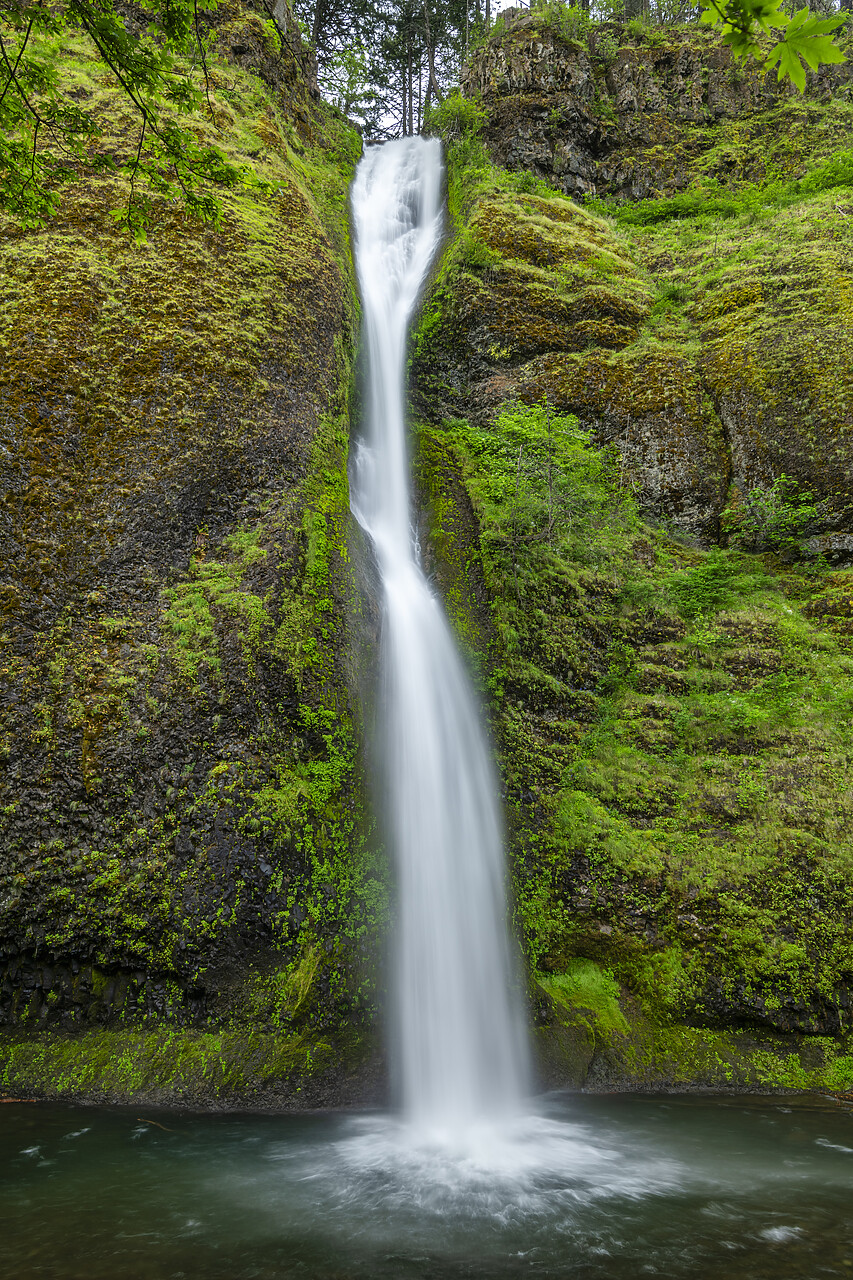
[0,12,35,111]
[14,112,40,202]
[0,24,53,124]
[126,107,147,219]
[192,0,215,120]
[73,10,153,127]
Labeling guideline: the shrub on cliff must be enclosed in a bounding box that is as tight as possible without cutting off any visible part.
[722,476,820,556]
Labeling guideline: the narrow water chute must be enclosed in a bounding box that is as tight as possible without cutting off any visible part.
[350,136,529,1132]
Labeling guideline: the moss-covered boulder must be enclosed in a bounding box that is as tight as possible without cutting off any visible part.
[413,177,729,537]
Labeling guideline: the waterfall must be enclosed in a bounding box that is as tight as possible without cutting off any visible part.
[350,136,529,1133]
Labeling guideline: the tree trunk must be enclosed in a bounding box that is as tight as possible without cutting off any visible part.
[402,60,408,135]
[417,60,423,133]
[423,0,444,106]
[311,0,327,50]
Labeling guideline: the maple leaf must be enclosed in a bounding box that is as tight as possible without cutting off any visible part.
[701,0,847,87]
[767,6,848,91]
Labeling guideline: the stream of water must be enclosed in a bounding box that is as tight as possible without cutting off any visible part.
[349,136,528,1131]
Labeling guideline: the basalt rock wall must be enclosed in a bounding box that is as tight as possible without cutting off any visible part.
[463,14,853,201]
[0,1,388,1108]
[410,18,853,1093]
[420,18,853,547]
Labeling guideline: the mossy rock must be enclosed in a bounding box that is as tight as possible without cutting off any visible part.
[696,222,853,530]
[413,183,727,537]
[413,396,853,1094]
[464,17,853,202]
[0,1,388,1106]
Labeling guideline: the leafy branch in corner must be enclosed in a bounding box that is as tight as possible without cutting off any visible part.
[0,0,268,240]
[699,0,847,91]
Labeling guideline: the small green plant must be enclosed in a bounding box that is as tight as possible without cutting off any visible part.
[668,548,775,618]
[458,226,502,271]
[534,0,591,42]
[722,475,819,556]
[627,15,650,39]
[424,90,487,144]
[797,148,853,195]
[594,29,620,64]
[827,1055,853,1091]
[424,91,490,201]
[444,400,634,585]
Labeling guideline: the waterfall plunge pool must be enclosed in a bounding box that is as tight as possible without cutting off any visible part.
[3,1092,851,1278]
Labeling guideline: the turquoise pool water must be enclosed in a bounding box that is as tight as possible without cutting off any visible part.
[3,1092,851,1278]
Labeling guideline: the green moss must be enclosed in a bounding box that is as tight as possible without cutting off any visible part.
[164,529,273,683]
[0,8,361,628]
[0,6,381,1106]
[414,386,853,1085]
[537,957,853,1090]
[826,1055,853,1091]
[539,958,629,1038]
[0,1025,328,1102]
[611,176,853,529]
[411,74,853,1093]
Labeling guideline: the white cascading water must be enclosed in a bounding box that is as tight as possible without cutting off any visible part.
[350,136,529,1134]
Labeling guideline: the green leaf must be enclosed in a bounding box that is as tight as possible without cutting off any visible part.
[767,35,808,88]
[766,5,847,90]
[701,0,846,84]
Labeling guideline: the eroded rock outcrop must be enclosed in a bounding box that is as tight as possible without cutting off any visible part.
[414,189,730,536]
[463,13,853,200]
[420,19,853,545]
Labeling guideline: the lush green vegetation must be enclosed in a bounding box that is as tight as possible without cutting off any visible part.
[2,0,853,1103]
[413,88,853,1087]
[610,148,853,227]
[0,0,277,237]
[0,5,387,1103]
[421,397,853,1085]
[1,0,845,235]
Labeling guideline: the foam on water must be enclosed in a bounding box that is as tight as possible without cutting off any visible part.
[247,1106,687,1255]
[5,1097,853,1278]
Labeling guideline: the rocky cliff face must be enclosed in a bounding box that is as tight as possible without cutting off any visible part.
[3,9,853,1106]
[0,2,386,1107]
[422,18,853,549]
[414,186,731,537]
[463,13,853,201]
[410,18,853,1091]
